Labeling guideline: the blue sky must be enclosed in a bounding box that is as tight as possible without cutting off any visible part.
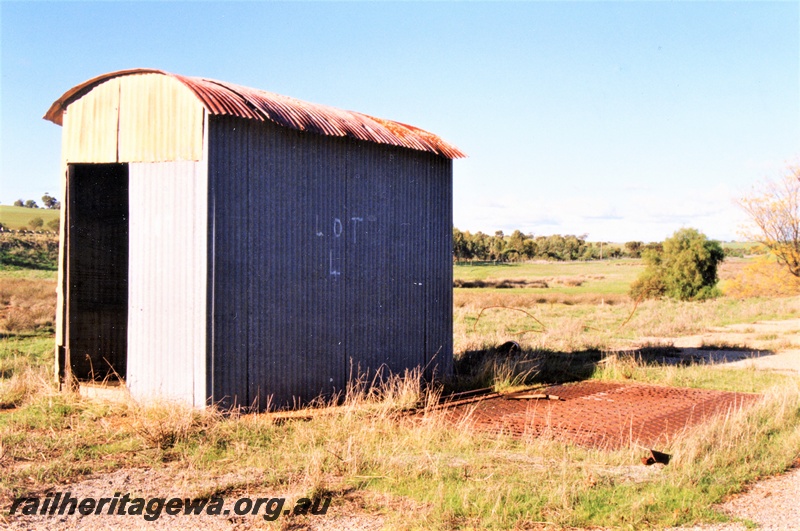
[1,1,798,242]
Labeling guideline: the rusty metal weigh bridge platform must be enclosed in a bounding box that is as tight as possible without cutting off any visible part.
[443,381,759,449]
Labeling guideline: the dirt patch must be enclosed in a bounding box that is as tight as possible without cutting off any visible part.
[633,318,800,372]
[2,467,387,530]
[443,381,758,449]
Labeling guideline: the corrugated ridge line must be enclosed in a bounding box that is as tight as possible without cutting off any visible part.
[246,118,260,409]
[282,127,301,407]
[434,157,454,378]
[237,121,251,408]
[252,116,279,409]
[443,159,454,377]
[412,151,430,373]
[245,117,261,409]
[421,155,432,378]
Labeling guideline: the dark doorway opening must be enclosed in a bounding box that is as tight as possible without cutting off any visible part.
[64,163,129,382]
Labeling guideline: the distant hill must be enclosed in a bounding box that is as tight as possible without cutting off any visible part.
[0,205,60,231]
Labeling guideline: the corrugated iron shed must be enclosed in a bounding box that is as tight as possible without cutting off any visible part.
[49,69,460,410]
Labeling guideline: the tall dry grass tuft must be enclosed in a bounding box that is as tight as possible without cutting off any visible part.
[129,400,221,451]
[341,366,429,414]
[0,277,56,332]
[454,349,541,392]
[0,365,57,408]
[666,380,800,493]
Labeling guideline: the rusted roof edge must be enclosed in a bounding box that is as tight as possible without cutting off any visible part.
[44,68,466,159]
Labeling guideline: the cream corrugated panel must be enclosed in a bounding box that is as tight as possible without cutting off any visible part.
[127,160,207,406]
[117,74,204,162]
[62,78,120,163]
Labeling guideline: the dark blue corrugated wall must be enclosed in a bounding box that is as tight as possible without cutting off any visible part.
[208,116,452,409]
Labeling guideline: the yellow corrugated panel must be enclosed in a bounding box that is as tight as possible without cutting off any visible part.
[60,74,203,163]
[62,77,120,163]
[118,74,204,162]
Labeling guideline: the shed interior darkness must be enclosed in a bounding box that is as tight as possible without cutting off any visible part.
[64,163,129,382]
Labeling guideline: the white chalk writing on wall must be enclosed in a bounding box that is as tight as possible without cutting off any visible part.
[317,216,372,278]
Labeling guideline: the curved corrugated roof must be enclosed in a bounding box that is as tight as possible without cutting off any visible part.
[44,68,466,159]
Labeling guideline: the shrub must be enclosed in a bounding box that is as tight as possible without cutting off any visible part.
[29,217,44,230]
[629,266,666,300]
[624,241,643,258]
[724,256,800,298]
[630,228,724,301]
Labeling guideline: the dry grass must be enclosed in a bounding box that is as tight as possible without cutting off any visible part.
[2,354,800,529]
[454,289,630,309]
[0,277,56,333]
[0,366,54,409]
[5,263,800,527]
[455,291,800,355]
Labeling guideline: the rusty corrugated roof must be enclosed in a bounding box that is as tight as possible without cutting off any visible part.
[44,68,466,159]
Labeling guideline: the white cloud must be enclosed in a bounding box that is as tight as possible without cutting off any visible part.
[454,183,749,242]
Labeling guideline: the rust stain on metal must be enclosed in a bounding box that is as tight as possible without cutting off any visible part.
[44,68,466,159]
[444,381,759,449]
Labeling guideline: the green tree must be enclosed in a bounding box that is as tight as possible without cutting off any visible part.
[24,199,38,209]
[624,241,644,258]
[469,232,490,260]
[13,199,24,207]
[521,238,538,259]
[453,228,471,261]
[490,231,506,261]
[507,230,527,255]
[630,228,724,301]
[29,217,44,230]
[42,193,61,209]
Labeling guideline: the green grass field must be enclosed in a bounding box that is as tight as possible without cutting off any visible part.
[454,259,644,296]
[0,205,60,231]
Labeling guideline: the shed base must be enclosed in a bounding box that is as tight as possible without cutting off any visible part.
[78,380,129,404]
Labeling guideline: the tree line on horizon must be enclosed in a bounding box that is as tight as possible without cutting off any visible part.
[452,228,654,262]
[452,228,759,263]
[10,193,61,210]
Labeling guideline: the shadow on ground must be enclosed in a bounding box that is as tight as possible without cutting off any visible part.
[450,342,778,393]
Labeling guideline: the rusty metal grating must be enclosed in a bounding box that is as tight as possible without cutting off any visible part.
[445,381,759,449]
